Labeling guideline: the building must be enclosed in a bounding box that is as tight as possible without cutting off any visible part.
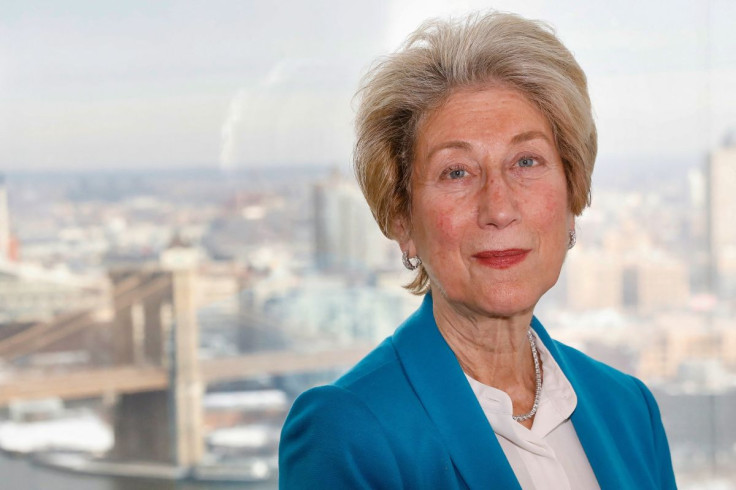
[565,248,624,310]
[626,253,690,312]
[636,312,736,382]
[565,246,689,312]
[313,173,393,272]
[0,175,12,261]
[0,261,111,324]
[708,139,736,298]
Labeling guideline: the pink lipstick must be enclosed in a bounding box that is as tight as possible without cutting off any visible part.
[473,249,529,269]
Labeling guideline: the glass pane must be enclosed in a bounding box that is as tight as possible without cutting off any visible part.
[0,1,734,488]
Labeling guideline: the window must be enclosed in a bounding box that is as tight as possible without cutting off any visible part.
[0,1,734,488]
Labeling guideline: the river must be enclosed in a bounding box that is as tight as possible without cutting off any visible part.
[0,452,277,490]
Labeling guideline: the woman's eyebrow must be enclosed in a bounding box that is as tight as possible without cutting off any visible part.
[510,130,551,145]
[426,140,473,160]
[426,131,551,161]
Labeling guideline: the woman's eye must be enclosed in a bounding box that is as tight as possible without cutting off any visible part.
[447,168,467,179]
[518,157,537,168]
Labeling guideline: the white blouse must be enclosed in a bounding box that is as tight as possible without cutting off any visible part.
[464,331,601,490]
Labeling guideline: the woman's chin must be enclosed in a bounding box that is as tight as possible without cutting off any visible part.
[435,286,541,321]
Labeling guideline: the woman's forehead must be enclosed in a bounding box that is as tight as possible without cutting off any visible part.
[415,87,554,152]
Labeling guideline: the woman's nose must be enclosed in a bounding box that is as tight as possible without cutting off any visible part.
[477,174,520,229]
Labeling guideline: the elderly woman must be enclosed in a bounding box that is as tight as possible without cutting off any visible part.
[279,12,676,490]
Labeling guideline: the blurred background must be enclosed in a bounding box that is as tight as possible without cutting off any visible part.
[0,0,735,488]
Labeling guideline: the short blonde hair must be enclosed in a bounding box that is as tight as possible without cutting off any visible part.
[354,11,597,294]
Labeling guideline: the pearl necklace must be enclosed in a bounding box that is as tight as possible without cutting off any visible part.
[511,328,542,423]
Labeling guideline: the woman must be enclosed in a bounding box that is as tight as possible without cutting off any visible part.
[280,12,676,489]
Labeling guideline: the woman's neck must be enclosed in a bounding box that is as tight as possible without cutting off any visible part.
[432,292,537,398]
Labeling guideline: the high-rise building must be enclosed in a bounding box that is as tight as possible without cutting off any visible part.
[632,254,690,311]
[0,174,11,261]
[708,139,736,298]
[565,246,689,312]
[313,173,393,272]
[566,248,624,310]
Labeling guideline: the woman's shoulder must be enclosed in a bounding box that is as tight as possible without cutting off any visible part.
[278,337,453,489]
[278,381,405,489]
[549,337,669,447]
[333,336,402,389]
[290,336,420,422]
[549,338,676,488]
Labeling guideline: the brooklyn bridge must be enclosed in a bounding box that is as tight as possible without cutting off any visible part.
[0,265,371,470]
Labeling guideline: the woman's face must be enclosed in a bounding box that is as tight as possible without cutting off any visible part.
[399,86,573,319]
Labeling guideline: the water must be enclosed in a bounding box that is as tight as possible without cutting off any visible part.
[0,453,277,490]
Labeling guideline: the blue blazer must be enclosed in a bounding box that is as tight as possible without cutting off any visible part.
[279,294,677,489]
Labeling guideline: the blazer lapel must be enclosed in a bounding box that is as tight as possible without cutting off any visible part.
[392,294,522,490]
[531,316,623,489]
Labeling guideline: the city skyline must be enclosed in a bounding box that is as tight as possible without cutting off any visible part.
[1,3,735,484]
[0,147,734,484]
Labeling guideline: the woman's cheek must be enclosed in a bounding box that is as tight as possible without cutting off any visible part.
[526,185,567,221]
[431,206,462,242]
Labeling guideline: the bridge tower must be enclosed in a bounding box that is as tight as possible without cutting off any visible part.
[109,259,203,468]
[170,266,203,467]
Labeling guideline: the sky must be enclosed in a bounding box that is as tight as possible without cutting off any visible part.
[1,0,735,173]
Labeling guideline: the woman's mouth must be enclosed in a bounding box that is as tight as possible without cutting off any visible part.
[473,249,530,269]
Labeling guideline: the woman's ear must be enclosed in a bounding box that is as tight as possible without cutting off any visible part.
[567,215,576,250]
[391,216,415,255]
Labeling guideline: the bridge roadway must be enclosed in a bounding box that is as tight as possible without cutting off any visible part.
[0,344,373,405]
